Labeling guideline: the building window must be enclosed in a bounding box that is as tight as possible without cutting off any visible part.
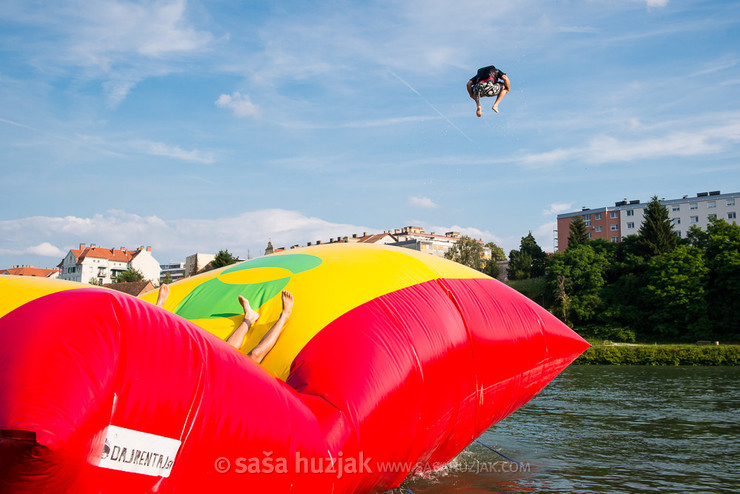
[708,201,716,209]
[610,224,619,231]
[627,222,635,229]
[729,212,737,220]
[690,216,699,224]
[611,236,619,243]
[672,206,680,212]
[595,226,602,233]
[583,215,591,226]
[588,232,592,239]
[626,210,635,216]
[708,214,717,220]
[610,211,618,219]
[728,199,736,206]
[690,203,698,210]
[673,218,681,225]
[595,213,601,220]
[676,231,682,238]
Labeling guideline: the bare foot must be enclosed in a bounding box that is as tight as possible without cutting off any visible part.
[492,105,499,113]
[156,283,169,308]
[238,295,260,326]
[281,291,293,317]
[476,106,482,118]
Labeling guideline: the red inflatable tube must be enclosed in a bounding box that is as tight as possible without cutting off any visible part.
[0,276,588,493]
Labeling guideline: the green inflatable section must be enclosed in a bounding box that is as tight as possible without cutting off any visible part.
[174,254,322,320]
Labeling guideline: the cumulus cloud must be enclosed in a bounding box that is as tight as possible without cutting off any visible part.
[408,196,438,209]
[215,92,262,118]
[0,209,374,265]
[543,203,574,215]
[26,242,66,257]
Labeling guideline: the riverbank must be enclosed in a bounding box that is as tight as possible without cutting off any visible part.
[574,342,740,365]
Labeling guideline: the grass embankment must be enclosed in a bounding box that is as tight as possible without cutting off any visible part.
[574,343,740,366]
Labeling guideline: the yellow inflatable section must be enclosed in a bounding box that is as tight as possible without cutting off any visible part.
[141,244,487,379]
[0,275,84,319]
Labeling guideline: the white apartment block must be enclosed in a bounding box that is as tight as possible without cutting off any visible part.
[270,226,492,260]
[391,226,492,259]
[58,244,161,285]
[160,262,186,282]
[556,191,739,252]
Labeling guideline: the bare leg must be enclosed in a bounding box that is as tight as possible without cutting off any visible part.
[226,295,260,350]
[247,291,293,364]
[467,80,482,117]
[156,283,169,308]
[491,75,511,114]
[491,89,507,113]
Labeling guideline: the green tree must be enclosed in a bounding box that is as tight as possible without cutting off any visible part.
[640,245,709,341]
[547,244,610,326]
[211,249,239,269]
[161,272,173,285]
[508,232,547,280]
[485,242,507,262]
[567,215,590,249]
[480,241,506,279]
[507,250,532,280]
[638,195,678,256]
[685,224,709,250]
[445,236,484,270]
[702,219,740,339]
[116,268,144,283]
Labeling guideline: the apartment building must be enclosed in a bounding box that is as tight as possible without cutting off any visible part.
[556,191,739,252]
[58,244,161,284]
[160,262,186,283]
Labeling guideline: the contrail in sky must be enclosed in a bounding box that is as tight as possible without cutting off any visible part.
[387,70,473,142]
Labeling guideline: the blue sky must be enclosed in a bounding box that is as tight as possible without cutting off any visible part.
[1,0,739,268]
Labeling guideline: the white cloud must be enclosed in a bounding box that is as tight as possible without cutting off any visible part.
[543,203,573,215]
[645,0,669,8]
[0,210,374,265]
[69,0,213,60]
[515,119,740,168]
[26,242,66,257]
[215,92,262,118]
[408,196,438,209]
[132,140,215,164]
[6,0,214,106]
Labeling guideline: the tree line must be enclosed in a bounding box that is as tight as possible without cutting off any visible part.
[445,196,740,343]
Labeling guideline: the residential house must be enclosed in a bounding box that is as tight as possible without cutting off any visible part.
[58,244,161,285]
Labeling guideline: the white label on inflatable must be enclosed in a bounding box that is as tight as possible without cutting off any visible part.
[98,425,181,477]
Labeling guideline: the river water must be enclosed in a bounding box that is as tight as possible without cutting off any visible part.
[389,366,740,493]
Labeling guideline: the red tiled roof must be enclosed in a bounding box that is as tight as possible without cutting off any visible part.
[2,266,59,277]
[79,247,136,263]
[71,246,144,263]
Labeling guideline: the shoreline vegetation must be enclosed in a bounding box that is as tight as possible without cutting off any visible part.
[575,341,740,366]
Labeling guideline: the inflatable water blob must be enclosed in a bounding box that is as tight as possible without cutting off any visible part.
[0,244,588,493]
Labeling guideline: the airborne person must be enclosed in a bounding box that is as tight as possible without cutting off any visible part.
[466,65,510,117]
